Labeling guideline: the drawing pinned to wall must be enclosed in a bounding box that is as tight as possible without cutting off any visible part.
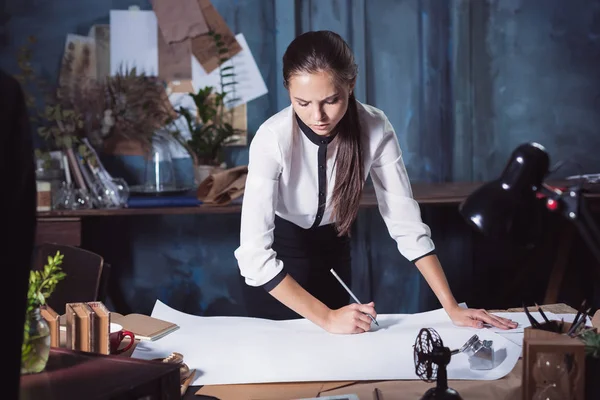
[152,0,209,92]
[192,33,268,110]
[88,25,110,81]
[58,34,97,98]
[150,0,209,44]
[191,0,242,73]
[157,29,193,88]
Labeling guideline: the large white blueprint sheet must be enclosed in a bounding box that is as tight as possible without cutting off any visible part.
[131,300,522,386]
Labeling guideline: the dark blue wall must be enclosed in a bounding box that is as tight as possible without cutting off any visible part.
[468,0,600,180]
[2,0,599,316]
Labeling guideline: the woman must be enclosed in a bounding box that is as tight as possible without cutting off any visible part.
[234,30,517,334]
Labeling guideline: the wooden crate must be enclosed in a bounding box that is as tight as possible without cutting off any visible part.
[522,321,596,400]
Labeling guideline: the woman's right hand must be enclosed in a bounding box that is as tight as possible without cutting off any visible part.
[324,302,377,334]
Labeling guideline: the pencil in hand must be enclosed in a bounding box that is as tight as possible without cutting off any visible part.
[330,268,379,326]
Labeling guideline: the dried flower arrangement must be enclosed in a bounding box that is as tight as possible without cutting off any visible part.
[61,66,178,154]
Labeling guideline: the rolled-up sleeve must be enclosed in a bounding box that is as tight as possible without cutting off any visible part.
[369,117,436,262]
[234,125,286,288]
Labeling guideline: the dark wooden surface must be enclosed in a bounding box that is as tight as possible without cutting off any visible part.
[33,181,600,255]
[37,182,479,218]
[35,218,81,244]
[20,347,181,400]
[33,182,488,218]
[36,181,600,219]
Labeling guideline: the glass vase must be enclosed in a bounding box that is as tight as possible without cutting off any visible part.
[21,308,51,374]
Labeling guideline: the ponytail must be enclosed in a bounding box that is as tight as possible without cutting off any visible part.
[331,92,364,237]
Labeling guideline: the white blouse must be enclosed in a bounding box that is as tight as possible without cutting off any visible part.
[234,101,436,288]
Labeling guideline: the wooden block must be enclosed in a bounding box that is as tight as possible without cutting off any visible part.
[65,302,92,352]
[522,321,595,400]
[87,301,111,355]
[40,305,60,348]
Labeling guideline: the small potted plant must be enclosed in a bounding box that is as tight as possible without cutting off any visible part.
[22,251,66,374]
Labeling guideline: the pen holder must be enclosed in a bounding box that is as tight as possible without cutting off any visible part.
[522,321,596,400]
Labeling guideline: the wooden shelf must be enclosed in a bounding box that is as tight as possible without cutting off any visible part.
[36,181,600,219]
[36,182,484,219]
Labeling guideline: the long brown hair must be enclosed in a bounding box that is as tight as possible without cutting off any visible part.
[283,31,364,236]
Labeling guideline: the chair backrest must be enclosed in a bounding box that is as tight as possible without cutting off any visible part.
[97,262,111,304]
[34,243,104,315]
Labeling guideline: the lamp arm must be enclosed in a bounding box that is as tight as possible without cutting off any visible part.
[547,184,600,271]
[540,183,560,197]
[575,194,600,267]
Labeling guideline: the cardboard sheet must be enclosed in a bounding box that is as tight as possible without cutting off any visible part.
[151,0,208,44]
[158,33,192,83]
[191,0,242,73]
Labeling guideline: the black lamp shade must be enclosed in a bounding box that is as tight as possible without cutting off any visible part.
[459,143,550,244]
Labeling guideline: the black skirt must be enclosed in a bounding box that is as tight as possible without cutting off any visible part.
[240,215,352,320]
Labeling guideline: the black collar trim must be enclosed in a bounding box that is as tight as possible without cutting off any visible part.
[295,113,338,146]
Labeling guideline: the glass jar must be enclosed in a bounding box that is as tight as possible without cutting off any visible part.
[21,308,51,374]
[143,132,177,192]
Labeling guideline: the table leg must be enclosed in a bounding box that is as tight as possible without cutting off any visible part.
[543,224,575,304]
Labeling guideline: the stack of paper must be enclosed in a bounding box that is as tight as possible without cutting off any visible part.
[131,300,522,386]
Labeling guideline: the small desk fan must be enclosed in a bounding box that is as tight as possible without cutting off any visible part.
[413,327,463,400]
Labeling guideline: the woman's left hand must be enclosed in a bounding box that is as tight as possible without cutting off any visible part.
[447,306,518,330]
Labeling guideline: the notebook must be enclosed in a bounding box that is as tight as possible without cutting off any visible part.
[111,313,179,341]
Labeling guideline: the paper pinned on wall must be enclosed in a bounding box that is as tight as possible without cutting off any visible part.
[191,0,242,74]
[109,10,158,76]
[157,32,193,85]
[88,25,110,80]
[131,300,522,386]
[151,0,209,44]
[58,34,97,97]
[192,33,268,109]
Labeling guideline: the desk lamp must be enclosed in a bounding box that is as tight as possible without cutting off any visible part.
[459,142,600,266]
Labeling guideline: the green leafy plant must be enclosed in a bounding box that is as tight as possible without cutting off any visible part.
[580,329,600,359]
[171,31,245,166]
[25,251,66,315]
[37,104,84,149]
[22,251,66,372]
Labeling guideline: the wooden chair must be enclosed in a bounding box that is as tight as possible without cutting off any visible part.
[34,243,105,315]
